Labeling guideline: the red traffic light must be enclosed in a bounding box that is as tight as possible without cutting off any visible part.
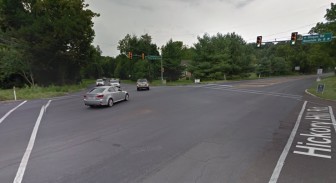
[128,52,133,59]
[256,36,262,47]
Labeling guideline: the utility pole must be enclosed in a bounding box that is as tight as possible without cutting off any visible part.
[161,56,163,83]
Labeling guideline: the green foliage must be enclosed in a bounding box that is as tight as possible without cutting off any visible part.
[116,34,161,81]
[0,0,99,87]
[162,39,186,81]
[308,76,336,100]
[190,32,253,80]
[0,79,95,101]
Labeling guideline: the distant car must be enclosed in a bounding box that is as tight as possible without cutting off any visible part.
[84,86,129,107]
[109,79,120,88]
[137,79,150,91]
[96,79,104,86]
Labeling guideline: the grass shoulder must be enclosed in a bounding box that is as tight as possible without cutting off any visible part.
[0,79,95,101]
[307,76,336,101]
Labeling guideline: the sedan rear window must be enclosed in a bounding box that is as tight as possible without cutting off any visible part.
[89,88,106,94]
[110,80,119,83]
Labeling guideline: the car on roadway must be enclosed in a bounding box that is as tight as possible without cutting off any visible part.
[84,86,129,107]
[109,79,121,88]
[96,79,104,86]
[137,78,150,91]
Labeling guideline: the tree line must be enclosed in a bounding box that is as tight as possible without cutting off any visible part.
[0,1,335,89]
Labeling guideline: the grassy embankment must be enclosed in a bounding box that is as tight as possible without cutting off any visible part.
[0,79,94,101]
[307,76,336,101]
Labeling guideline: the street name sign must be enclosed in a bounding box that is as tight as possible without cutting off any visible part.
[146,55,162,60]
[302,33,333,44]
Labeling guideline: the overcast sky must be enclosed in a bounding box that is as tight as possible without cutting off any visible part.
[85,0,332,57]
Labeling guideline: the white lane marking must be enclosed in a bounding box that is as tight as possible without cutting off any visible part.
[194,84,302,99]
[329,106,336,133]
[13,100,52,183]
[209,87,302,100]
[192,84,233,88]
[0,101,27,125]
[269,101,307,183]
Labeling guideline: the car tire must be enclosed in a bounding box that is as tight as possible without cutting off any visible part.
[147,87,150,90]
[137,88,139,91]
[108,98,114,107]
[125,94,129,101]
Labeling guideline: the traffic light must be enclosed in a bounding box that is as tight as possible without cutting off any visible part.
[290,32,298,45]
[128,52,133,59]
[141,53,145,60]
[256,36,262,48]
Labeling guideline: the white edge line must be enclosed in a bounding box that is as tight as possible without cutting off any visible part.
[269,101,307,183]
[13,100,52,183]
[0,101,27,125]
[328,106,336,133]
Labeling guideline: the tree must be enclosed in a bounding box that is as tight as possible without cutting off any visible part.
[190,32,253,80]
[117,34,160,81]
[310,3,336,71]
[0,0,99,86]
[161,39,185,81]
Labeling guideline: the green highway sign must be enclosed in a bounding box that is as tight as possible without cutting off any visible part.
[302,33,333,44]
[146,55,162,60]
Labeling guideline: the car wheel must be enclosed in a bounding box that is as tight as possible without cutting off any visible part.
[125,94,129,101]
[108,98,114,107]
[137,88,139,91]
[147,87,150,90]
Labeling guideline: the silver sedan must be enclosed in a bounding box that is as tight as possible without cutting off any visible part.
[84,86,129,107]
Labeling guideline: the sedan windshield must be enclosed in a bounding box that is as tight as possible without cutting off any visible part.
[137,79,147,82]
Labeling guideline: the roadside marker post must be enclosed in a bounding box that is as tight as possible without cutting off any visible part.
[13,86,17,101]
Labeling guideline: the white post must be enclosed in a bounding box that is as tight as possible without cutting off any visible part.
[13,86,17,101]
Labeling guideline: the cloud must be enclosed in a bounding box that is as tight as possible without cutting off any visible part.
[234,0,255,8]
[110,0,153,11]
[172,0,256,8]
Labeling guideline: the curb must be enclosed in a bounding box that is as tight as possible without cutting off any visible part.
[305,89,336,102]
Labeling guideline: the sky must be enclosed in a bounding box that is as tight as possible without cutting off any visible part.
[85,0,333,57]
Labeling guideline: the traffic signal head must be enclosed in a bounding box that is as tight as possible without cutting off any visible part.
[256,36,262,48]
[128,52,133,59]
[142,53,145,60]
[290,32,298,45]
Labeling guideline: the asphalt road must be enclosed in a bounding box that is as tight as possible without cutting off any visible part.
[0,75,335,183]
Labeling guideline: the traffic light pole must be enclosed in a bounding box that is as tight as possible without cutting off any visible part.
[161,56,163,83]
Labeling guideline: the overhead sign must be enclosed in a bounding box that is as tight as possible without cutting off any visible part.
[302,33,333,44]
[146,55,162,60]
